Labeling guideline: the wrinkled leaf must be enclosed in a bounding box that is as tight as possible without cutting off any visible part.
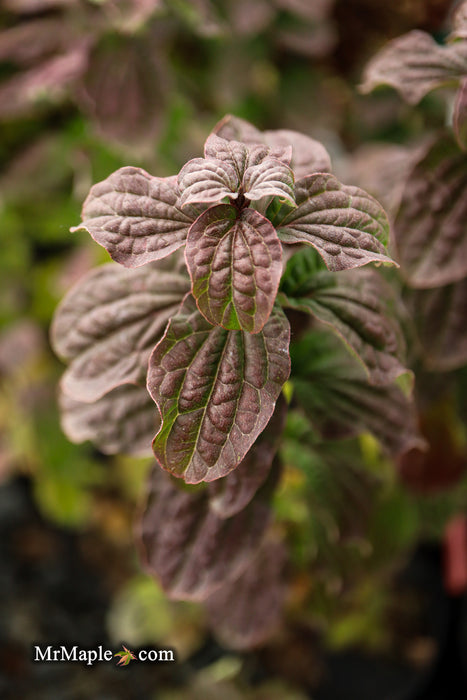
[394,133,467,287]
[276,173,392,271]
[360,30,467,104]
[186,204,282,332]
[178,157,240,207]
[59,384,159,456]
[291,329,424,456]
[72,169,195,267]
[213,114,331,179]
[280,249,406,385]
[205,537,286,649]
[138,464,272,600]
[51,260,189,402]
[407,277,467,371]
[208,397,287,518]
[147,296,290,483]
[454,77,467,150]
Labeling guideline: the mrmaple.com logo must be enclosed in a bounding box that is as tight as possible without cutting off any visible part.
[33,644,175,667]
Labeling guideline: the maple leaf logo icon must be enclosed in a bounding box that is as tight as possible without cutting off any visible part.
[114,645,136,666]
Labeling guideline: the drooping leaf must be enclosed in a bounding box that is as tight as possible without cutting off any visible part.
[394,133,467,288]
[205,537,286,649]
[213,114,331,179]
[280,249,406,385]
[72,169,195,267]
[147,296,291,483]
[138,464,272,600]
[291,329,424,456]
[185,204,282,332]
[59,384,159,456]
[208,397,287,518]
[407,277,467,371]
[276,173,393,271]
[454,77,467,150]
[51,260,189,402]
[360,30,467,104]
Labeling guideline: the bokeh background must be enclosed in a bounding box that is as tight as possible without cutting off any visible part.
[1,1,467,698]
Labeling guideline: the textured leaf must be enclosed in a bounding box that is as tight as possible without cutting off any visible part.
[281,251,406,385]
[276,173,392,271]
[205,537,286,649]
[147,296,291,483]
[394,133,467,287]
[213,114,331,179]
[454,77,467,150]
[138,464,272,600]
[177,157,239,207]
[72,169,194,267]
[51,260,189,402]
[291,329,424,456]
[360,30,467,104]
[208,397,287,518]
[59,384,159,456]
[242,154,295,204]
[186,204,282,332]
[407,277,467,371]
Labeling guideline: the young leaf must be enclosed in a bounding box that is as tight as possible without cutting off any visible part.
[205,537,286,650]
[280,250,406,385]
[208,397,287,518]
[185,204,282,332]
[454,77,467,150]
[59,384,160,457]
[213,114,332,179]
[407,277,467,371]
[360,30,467,105]
[71,169,195,268]
[178,157,240,207]
[147,296,291,483]
[291,329,424,456]
[276,173,393,271]
[138,464,272,601]
[51,260,189,402]
[394,133,467,288]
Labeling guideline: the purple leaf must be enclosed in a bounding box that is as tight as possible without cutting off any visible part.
[360,30,467,105]
[72,169,195,267]
[205,537,286,649]
[138,464,272,600]
[394,133,467,288]
[185,204,282,332]
[213,114,331,179]
[281,254,407,385]
[276,173,393,271]
[208,397,287,518]
[0,19,74,66]
[407,277,467,371]
[59,384,160,456]
[454,77,467,150]
[147,296,291,483]
[178,157,240,207]
[292,330,424,456]
[51,260,189,402]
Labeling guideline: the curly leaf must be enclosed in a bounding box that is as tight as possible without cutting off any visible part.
[208,397,286,518]
[280,249,406,385]
[147,296,291,483]
[205,537,286,649]
[51,260,189,402]
[291,330,424,456]
[72,169,194,267]
[454,77,467,150]
[360,30,467,104]
[407,277,467,371]
[276,173,392,271]
[394,133,467,287]
[59,384,159,457]
[138,464,272,600]
[185,205,282,332]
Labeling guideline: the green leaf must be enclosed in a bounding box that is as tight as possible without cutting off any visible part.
[185,204,282,332]
[147,296,290,483]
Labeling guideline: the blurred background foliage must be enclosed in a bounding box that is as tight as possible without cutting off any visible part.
[1,0,467,698]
